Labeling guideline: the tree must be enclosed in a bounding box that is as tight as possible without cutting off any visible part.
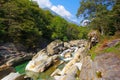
[48,16,68,40]
[77,0,116,35]
[112,0,120,31]
[77,0,115,19]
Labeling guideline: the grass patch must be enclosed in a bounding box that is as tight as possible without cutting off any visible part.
[89,35,120,59]
[91,53,96,60]
[102,42,120,57]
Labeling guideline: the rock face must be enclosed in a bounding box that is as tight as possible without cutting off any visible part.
[95,53,120,80]
[79,53,120,80]
[79,56,99,80]
[24,38,120,80]
[0,43,34,66]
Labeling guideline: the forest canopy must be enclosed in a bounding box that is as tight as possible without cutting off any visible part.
[0,0,88,50]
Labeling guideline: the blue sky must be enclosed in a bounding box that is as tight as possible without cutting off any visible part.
[33,0,82,25]
[50,0,80,17]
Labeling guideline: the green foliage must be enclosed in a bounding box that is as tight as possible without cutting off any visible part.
[48,16,68,40]
[77,0,119,36]
[0,0,88,51]
[77,0,115,19]
[91,53,96,61]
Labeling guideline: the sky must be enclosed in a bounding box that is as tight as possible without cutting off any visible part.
[32,0,82,25]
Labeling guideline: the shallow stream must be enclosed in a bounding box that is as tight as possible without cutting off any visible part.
[15,61,66,80]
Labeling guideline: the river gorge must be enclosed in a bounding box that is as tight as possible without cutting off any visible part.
[1,38,120,80]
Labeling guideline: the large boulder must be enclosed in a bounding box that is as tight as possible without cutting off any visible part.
[47,40,64,56]
[26,49,59,73]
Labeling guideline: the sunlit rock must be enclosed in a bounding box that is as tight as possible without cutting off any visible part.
[1,72,24,80]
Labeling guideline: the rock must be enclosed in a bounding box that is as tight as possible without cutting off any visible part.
[1,72,25,80]
[54,65,79,80]
[47,40,64,56]
[79,56,99,80]
[75,62,82,70]
[79,53,120,80]
[51,69,61,77]
[63,42,70,48]
[60,47,85,75]
[26,49,58,73]
[94,53,120,80]
[52,55,59,62]
[0,43,34,66]
[64,52,72,58]
[69,40,87,47]
[101,39,120,50]
[6,54,34,66]
[61,65,79,80]
[87,30,100,49]
[0,66,15,79]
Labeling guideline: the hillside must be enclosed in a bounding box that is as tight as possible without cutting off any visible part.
[0,0,88,52]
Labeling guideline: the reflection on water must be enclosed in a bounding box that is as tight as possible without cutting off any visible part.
[15,61,28,74]
[14,58,67,80]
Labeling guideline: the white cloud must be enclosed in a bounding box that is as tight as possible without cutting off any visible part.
[51,5,72,18]
[32,0,72,19]
[32,0,52,8]
[32,0,81,25]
